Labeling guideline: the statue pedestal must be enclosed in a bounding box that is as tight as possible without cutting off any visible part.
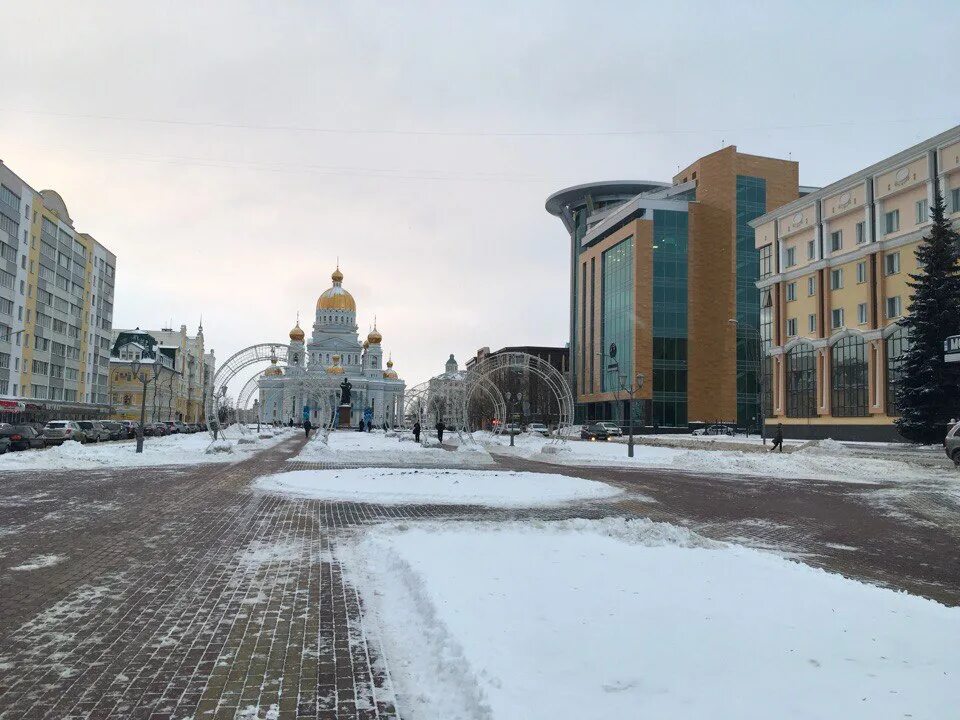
[337,405,352,428]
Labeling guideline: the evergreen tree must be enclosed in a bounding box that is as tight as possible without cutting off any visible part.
[895,188,960,443]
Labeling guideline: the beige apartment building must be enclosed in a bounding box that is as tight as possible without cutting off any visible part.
[0,159,116,422]
[751,125,960,440]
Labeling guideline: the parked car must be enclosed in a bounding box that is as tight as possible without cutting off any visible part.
[580,423,610,441]
[944,421,960,466]
[77,421,111,443]
[526,423,550,436]
[0,425,46,450]
[692,424,735,436]
[100,421,125,441]
[142,422,164,437]
[501,423,523,435]
[0,436,10,454]
[598,421,623,437]
[43,420,87,445]
[163,421,180,434]
[120,421,138,439]
[173,421,189,434]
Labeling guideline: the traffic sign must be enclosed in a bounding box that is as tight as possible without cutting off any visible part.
[945,335,960,363]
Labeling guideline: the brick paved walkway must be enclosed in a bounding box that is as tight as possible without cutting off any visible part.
[1,436,958,719]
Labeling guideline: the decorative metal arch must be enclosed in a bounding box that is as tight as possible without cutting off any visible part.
[461,351,574,442]
[205,343,290,438]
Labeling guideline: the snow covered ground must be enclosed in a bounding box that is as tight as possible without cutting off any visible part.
[254,467,622,507]
[343,518,960,719]
[0,428,294,472]
[482,432,959,488]
[290,429,494,467]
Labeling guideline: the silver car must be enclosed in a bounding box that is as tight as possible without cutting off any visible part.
[944,421,960,466]
[77,420,111,443]
[43,420,87,445]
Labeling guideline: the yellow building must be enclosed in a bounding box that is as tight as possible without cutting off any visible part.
[108,330,178,422]
[751,125,960,440]
[109,324,208,422]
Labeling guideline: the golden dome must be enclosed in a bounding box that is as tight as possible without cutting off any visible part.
[316,267,356,312]
[289,322,305,342]
[362,339,369,350]
[326,354,345,375]
[386,358,394,368]
[367,326,382,345]
[264,355,283,376]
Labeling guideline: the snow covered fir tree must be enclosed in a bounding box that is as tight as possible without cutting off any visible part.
[895,188,960,443]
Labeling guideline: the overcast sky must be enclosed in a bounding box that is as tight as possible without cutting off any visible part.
[1,1,958,391]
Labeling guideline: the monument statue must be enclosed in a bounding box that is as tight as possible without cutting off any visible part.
[339,377,352,406]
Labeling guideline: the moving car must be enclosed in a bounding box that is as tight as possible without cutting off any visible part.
[527,423,550,436]
[598,421,623,437]
[580,423,610,441]
[692,424,735,436]
[0,424,46,450]
[944,421,960,466]
[77,421,111,443]
[43,420,87,445]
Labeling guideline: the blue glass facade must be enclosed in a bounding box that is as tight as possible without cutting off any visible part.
[735,175,766,428]
[601,237,634,393]
[652,210,688,427]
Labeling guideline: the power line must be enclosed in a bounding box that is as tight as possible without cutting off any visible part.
[1,107,956,138]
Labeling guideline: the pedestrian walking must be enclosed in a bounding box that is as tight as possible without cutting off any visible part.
[769,423,784,453]
[413,421,421,443]
[288,418,294,427]
[303,418,312,439]
[436,421,445,443]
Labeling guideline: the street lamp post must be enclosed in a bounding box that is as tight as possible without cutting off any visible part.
[604,343,645,458]
[505,390,522,447]
[729,318,766,445]
[129,356,151,454]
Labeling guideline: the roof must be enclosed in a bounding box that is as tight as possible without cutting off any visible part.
[545,181,669,217]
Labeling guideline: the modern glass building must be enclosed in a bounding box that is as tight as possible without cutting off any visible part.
[547,147,800,429]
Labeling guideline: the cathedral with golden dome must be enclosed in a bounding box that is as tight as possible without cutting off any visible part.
[257,267,405,427]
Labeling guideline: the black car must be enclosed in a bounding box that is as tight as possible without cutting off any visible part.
[101,421,125,441]
[0,424,47,450]
[580,423,610,441]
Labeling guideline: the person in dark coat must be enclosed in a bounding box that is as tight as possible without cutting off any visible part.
[358,419,365,432]
[436,421,445,443]
[303,419,312,439]
[769,423,784,452]
[413,421,421,443]
[288,418,294,427]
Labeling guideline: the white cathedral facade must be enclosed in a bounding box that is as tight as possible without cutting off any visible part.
[258,267,405,427]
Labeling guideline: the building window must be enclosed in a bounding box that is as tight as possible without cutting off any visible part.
[807,240,816,260]
[830,268,843,290]
[601,236,634,394]
[786,343,816,418]
[785,247,796,268]
[857,302,868,325]
[807,276,816,296]
[916,199,928,224]
[808,314,816,333]
[830,230,842,252]
[856,261,867,284]
[856,221,866,244]
[886,326,910,414]
[832,307,845,329]
[786,318,797,337]
[884,252,900,276]
[786,282,796,302]
[952,188,960,213]
[831,335,868,417]
[759,244,773,279]
[651,210,689,428]
[884,209,900,234]
[886,296,902,319]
